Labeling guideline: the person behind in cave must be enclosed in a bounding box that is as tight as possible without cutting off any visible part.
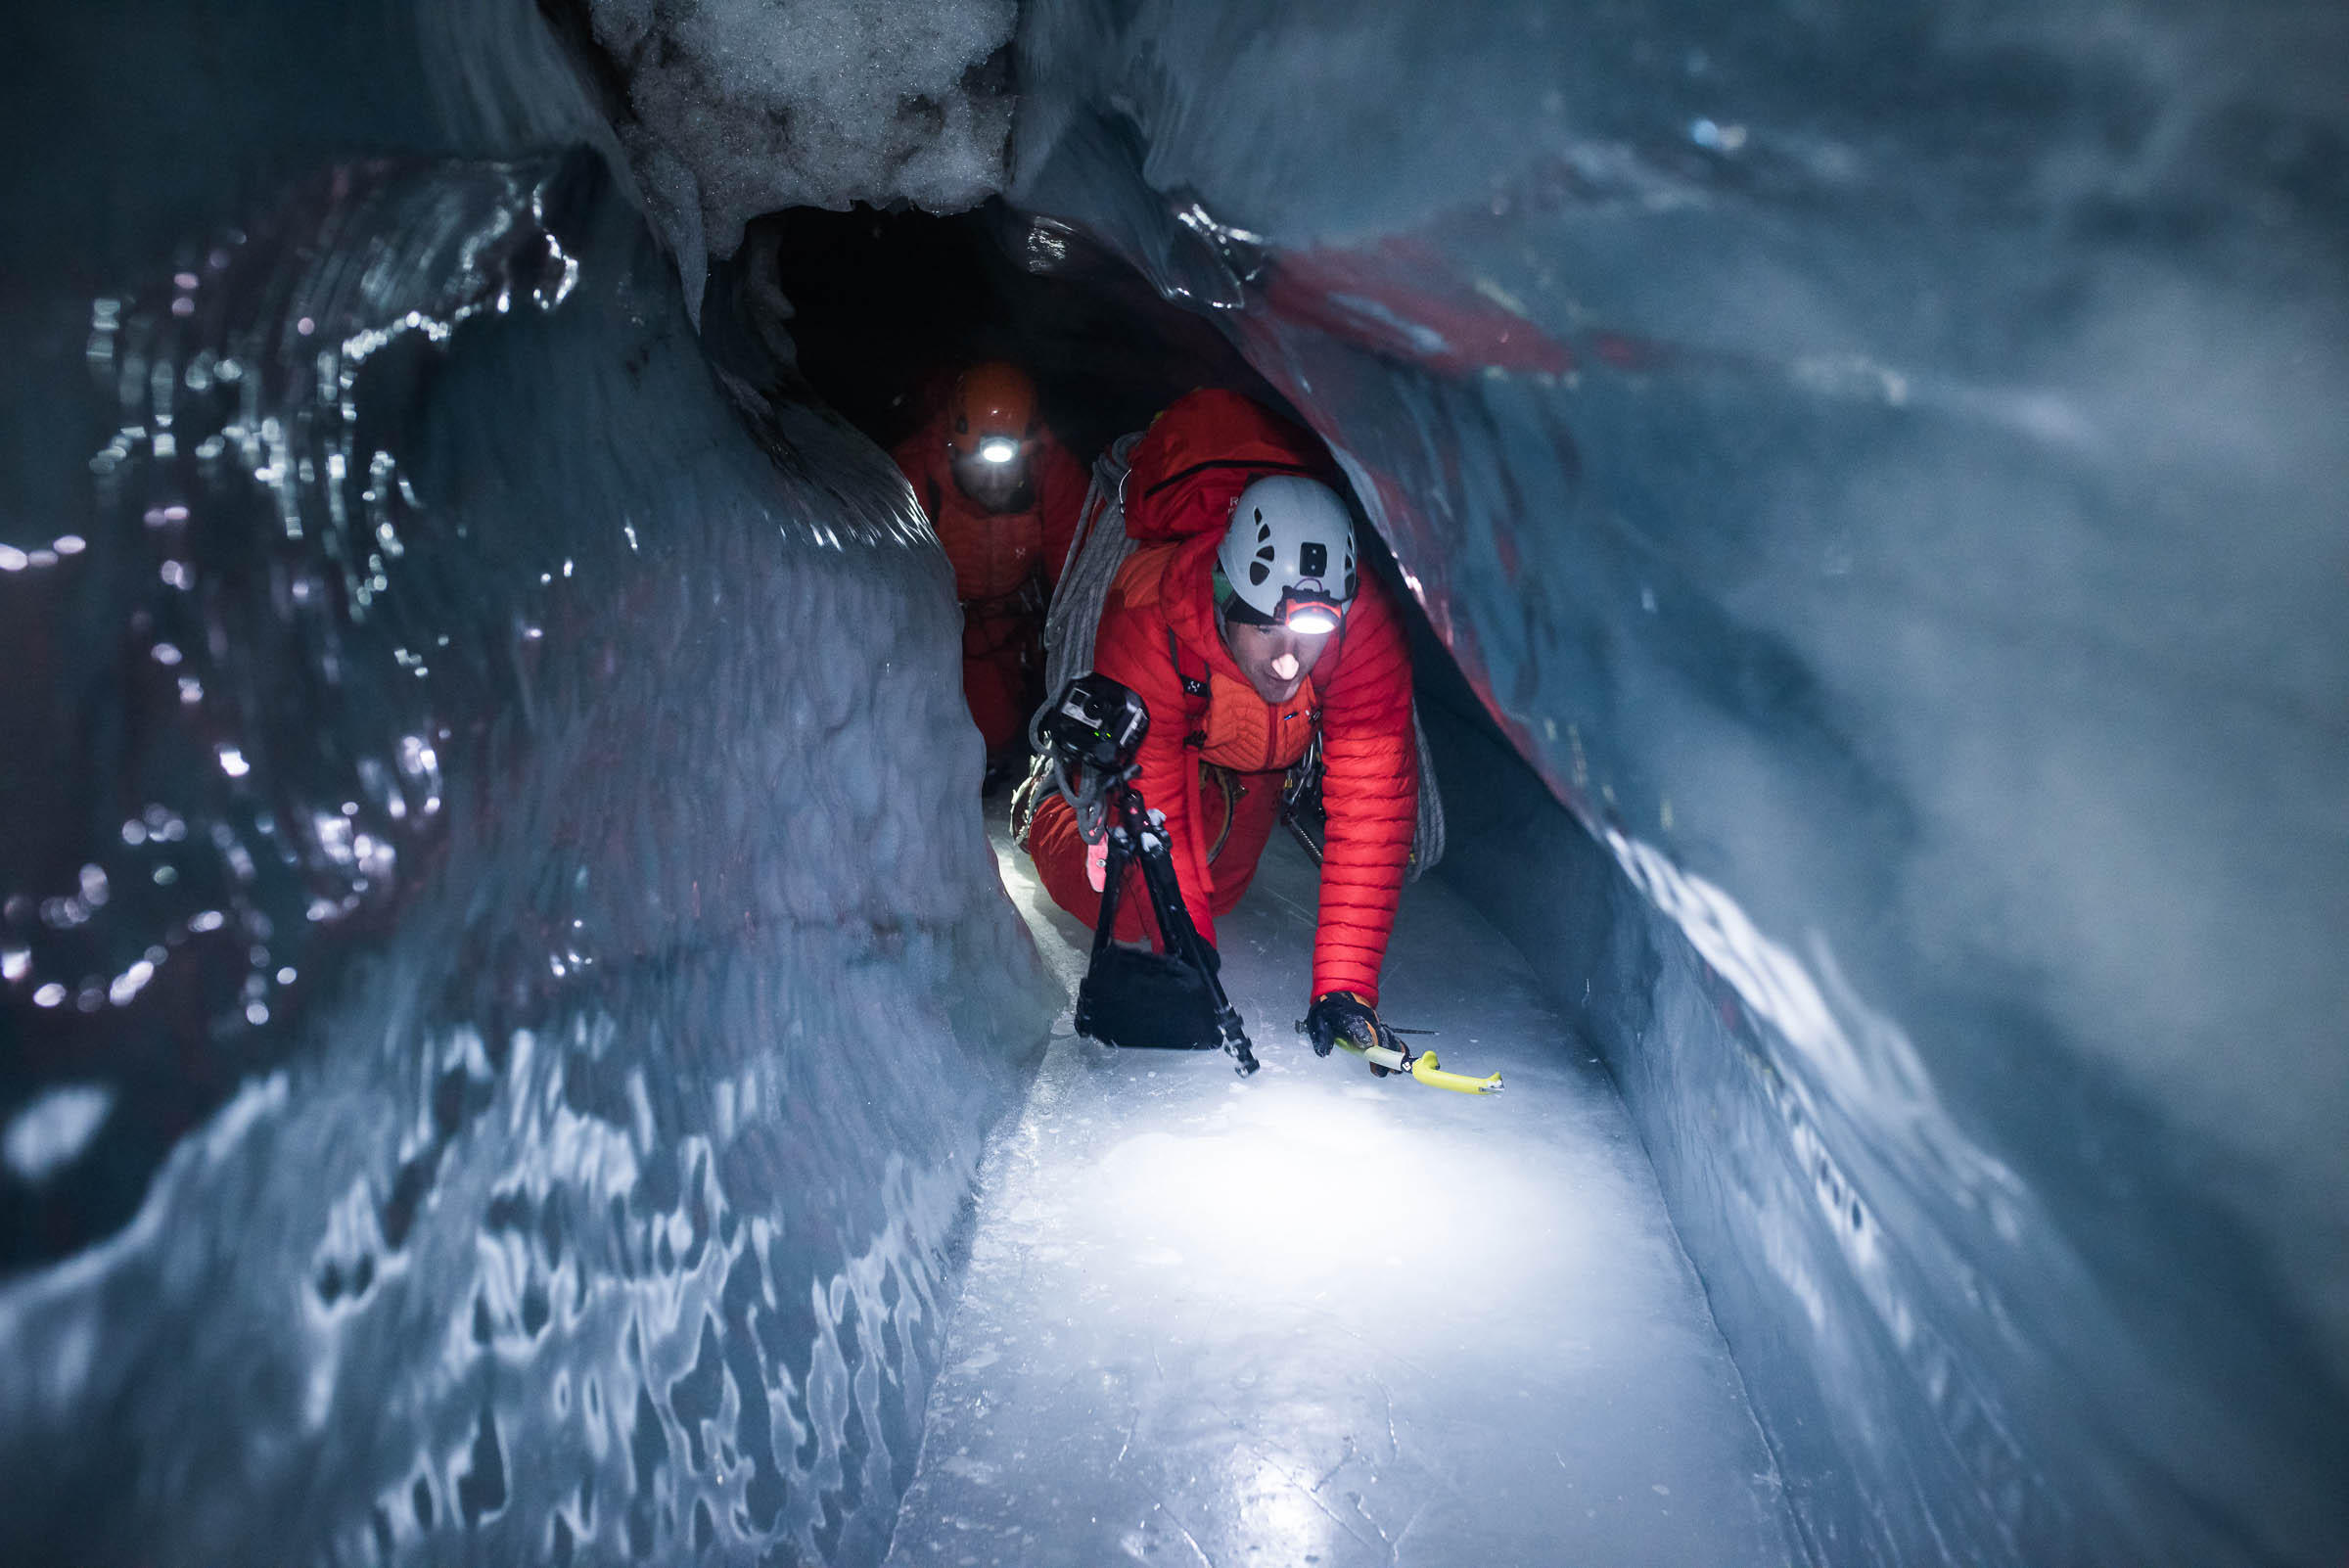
[1024,391,1420,1060]
[893,361,1088,787]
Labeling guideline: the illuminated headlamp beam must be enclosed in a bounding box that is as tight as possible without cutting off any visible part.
[977,438,1020,464]
[1281,596,1343,634]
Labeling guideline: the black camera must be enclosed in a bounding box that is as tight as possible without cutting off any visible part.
[1038,672,1150,776]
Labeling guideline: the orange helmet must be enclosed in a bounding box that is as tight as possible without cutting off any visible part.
[947,362,1038,461]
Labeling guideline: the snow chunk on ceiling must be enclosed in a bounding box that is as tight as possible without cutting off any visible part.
[589,0,1016,273]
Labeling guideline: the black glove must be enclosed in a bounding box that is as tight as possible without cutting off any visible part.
[1303,992,1394,1074]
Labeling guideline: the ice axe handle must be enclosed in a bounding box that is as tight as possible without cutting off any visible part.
[1408,1049,1504,1095]
[1321,1032,1503,1095]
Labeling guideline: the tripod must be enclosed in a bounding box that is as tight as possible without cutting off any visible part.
[1076,774,1261,1077]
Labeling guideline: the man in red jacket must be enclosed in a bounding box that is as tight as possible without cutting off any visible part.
[894,362,1087,783]
[1024,396,1419,1057]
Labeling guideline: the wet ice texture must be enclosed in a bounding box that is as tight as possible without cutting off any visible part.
[6,2,2345,1565]
[887,824,1798,1567]
[587,0,1017,290]
[0,159,1056,1566]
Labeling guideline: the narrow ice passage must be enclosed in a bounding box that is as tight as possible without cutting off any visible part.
[885,819,1800,1566]
[6,3,2345,1564]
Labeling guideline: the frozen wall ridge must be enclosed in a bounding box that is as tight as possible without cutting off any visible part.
[3,155,593,1148]
[3,107,1057,1565]
[1603,824,2027,1217]
[1582,820,2061,1564]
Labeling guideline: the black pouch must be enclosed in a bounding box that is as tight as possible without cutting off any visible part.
[1075,945,1221,1050]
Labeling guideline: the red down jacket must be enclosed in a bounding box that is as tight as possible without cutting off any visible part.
[892,407,1087,753]
[1036,392,1419,1004]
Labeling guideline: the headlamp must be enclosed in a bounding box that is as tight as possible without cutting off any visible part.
[1279,587,1344,635]
[977,437,1020,465]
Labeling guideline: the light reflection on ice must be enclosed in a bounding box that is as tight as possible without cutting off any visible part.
[4,1085,115,1183]
[107,959,156,1006]
[3,144,1050,1568]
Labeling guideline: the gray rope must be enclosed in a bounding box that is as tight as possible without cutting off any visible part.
[1036,432,1143,717]
[1408,699,1447,878]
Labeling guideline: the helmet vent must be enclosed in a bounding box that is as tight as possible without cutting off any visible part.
[1248,561,1270,585]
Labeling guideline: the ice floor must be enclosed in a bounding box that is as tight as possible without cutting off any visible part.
[885,808,1803,1567]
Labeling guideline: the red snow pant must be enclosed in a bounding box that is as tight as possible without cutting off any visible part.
[961,607,1041,759]
[1027,763,1286,946]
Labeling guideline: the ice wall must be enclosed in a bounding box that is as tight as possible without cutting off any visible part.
[1006,2,2349,1563]
[1,4,1054,1564]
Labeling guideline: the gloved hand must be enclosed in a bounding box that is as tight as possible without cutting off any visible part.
[1303,992,1395,1074]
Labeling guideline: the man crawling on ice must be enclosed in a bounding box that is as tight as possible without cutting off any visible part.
[1021,391,1420,1062]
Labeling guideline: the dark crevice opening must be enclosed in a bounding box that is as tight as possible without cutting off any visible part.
[716,201,1299,465]
[704,197,1532,796]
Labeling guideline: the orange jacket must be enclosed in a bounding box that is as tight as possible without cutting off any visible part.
[893,412,1087,608]
[1093,532,1417,1005]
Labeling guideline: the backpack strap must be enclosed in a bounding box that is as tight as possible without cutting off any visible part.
[1167,627,1210,750]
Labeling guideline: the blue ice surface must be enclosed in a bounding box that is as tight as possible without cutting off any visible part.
[886,816,1798,1567]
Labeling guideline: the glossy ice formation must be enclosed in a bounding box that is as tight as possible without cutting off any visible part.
[889,822,1798,1568]
[2,148,1056,1564]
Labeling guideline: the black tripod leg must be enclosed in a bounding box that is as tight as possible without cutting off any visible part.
[1128,832,1260,1077]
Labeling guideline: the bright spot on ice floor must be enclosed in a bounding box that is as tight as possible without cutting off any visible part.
[884,817,1801,1567]
[1075,1076,1573,1305]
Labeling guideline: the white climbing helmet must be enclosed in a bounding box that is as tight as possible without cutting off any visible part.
[1217,475,1358,633]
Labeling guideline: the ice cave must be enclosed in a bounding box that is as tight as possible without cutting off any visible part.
[1,2,2343,1565]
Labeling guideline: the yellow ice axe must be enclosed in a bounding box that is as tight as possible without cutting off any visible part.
[1336,1037,1504,1095]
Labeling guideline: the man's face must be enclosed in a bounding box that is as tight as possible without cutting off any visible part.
[950,447,1028,512]
[1221,615,1335,704]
